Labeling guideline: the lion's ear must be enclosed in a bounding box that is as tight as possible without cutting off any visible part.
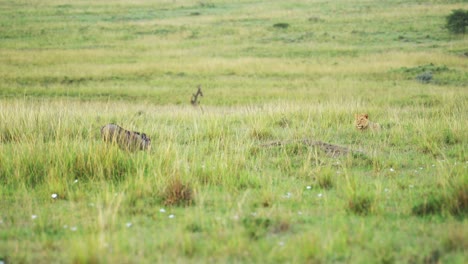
[364,114,369,119]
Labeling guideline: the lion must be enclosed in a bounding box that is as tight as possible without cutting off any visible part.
[101,124,151,151]
[355,113,381,131]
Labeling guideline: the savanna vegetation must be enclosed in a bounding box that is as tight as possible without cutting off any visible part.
[0,0,467,263]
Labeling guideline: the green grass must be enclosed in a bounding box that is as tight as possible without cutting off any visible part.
[0,0,467,263]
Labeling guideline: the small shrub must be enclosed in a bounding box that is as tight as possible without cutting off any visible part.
[164,178,194,206]
[446,9,468,34]
[412,186,467,217]
[313,167,334,189]
[317,174,333,189]
[443,128,457,145]
[347,194,374,215]
[273,23,290,29]
[416,71,433,84]
[412,195,444,216]
[423,250,441,264]
[260,192,274,207]
[451,185,468,216]
[186,223,203,233]
[393,63,450,84]
[308,16,322,23]
[242,217,272,240]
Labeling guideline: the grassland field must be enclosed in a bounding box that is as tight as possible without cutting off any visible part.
[0,0,467,263]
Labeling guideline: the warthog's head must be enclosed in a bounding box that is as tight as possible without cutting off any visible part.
[124,130,151,151]
[139,133,151,150]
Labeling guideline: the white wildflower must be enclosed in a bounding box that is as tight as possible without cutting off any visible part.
[31,214,37,220]
[168,214,175,219]
[51,193,58,199]
[126,222,132,228]
[159,208,166,213]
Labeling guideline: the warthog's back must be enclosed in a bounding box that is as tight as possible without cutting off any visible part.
[101,124,151,151]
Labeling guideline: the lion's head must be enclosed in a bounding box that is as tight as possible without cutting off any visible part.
[355,113,370,130]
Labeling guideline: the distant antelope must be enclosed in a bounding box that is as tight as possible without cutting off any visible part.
[190,85,203,106]
[101,124,151,151]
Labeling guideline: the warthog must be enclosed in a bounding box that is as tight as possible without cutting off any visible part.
[101,124,151,151]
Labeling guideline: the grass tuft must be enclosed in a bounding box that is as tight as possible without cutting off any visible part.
[347,194,375,215]
[412,184,467,217]
[450,184,468,216]
[273,23,290,29]
[313,166,335,189]
[242,217,272,240]
[412,195,445,216]
[164,178,194,207]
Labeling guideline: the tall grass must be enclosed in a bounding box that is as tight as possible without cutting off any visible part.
[0,97,466,262]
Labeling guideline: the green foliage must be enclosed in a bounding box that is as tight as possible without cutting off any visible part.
[412,194,446,216]
[416,71,433,84]
[450,184,468,216]
[312,166,335,189]
[242,217,272,240]
[273,23,290,29]
[446,9,468,34]
[395,63,467,86]
[0,0,467,263]
[347,194,375,215]
[412,180,468,217]
[398,64,450,75]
